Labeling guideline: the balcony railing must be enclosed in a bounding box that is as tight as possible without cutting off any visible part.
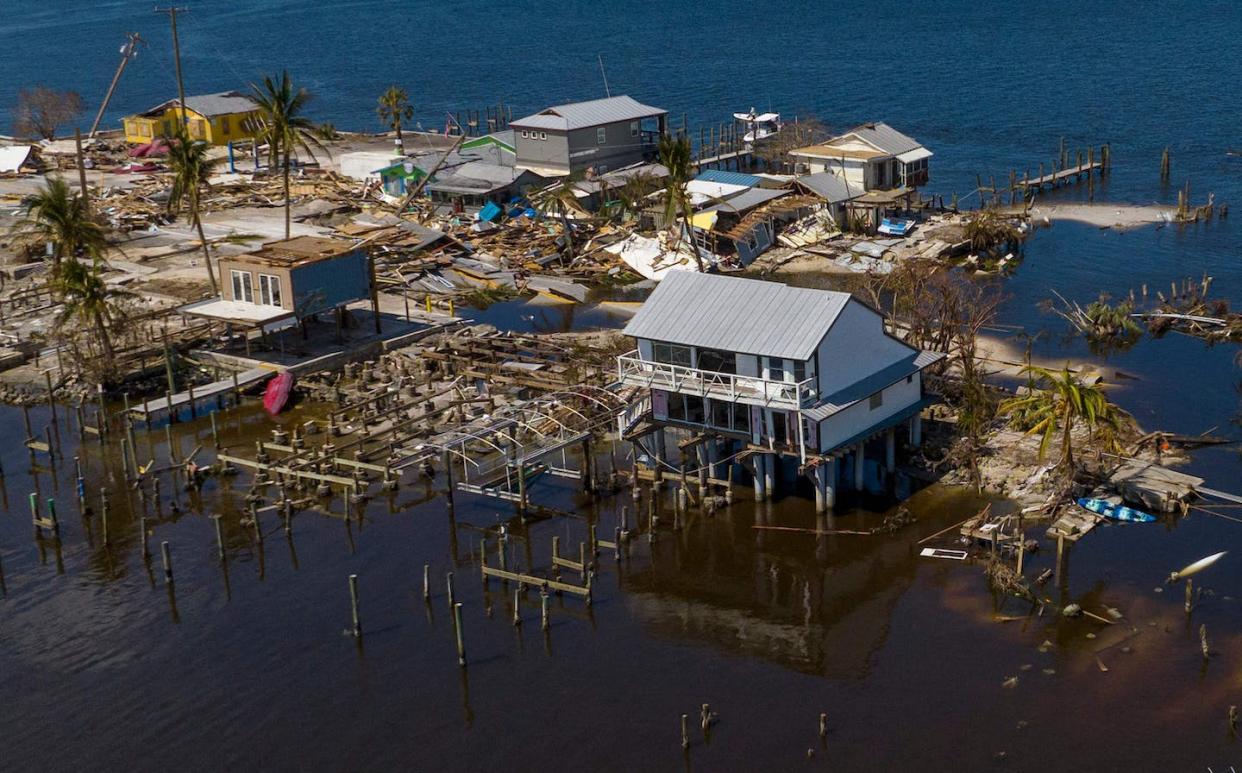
[617,351,816,410]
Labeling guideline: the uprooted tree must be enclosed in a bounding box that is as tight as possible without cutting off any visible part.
[13,86,84,140]
[858,262,1005,487]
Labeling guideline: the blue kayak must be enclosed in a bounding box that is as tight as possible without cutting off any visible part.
[1076,497,1157,523]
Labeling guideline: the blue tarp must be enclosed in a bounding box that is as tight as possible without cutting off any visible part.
[478,201,503,222]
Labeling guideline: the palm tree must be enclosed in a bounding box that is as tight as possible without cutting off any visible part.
[15,177,108,267]
[614,170,660,223]
[50,257,132,364]
[249,71,327,240]
[999,365,1132,470]
[657,133,704,271]
[533,178,588,262]
[165,127,221,294]
[376,85,414,154]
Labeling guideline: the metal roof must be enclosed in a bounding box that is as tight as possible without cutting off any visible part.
[142,91,257,118]
[510,95,666,132]
[803,350,944,421]
[837,122,922,156]
[795,172,858,203]
[622,271,851,360]
[695,169,763,187]
[699,187,789,214]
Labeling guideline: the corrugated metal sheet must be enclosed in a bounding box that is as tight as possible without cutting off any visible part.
[841,122,922,156]
[803,350,944,421]
[695,169,763,187]
[795,172,858,203]
[510,95,665,132]
[699,187,789,214]
[143,91,256,118]
[622,271,850,360]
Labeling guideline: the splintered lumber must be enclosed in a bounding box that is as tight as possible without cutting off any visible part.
[1108,460,1203,512]
[481,565,591,598]
[217,454,358,488]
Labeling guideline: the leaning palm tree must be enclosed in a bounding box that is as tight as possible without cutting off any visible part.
[49,257,132,364]
[15,177,108,267]
[657,134,704,271]
[165,127,221,294]
[376,85,414,154]
[533,178,588,262]
[999,365,1133,471]
[249,71,327,239]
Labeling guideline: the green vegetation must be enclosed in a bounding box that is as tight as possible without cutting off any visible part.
[16,177,108,266]
[656,134,703,271]
[999,365,1133,470]
[165,127,222,293]
[376,86,413,152]
[250,71,326,240]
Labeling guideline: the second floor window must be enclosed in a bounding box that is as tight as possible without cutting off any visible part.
[231,270,253,303]
[259,273,283,307]
[697,348,736,374]
[793,360,807,383]
[765,357,784,382]
[652,342,692,368]
[597,127,606,145]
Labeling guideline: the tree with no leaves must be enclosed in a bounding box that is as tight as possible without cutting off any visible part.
[13,86,84,140]
[166,126,222,294]
[376,86,414,154]
[249,71,327,240]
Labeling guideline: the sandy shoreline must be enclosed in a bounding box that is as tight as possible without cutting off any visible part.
[1026,202,1174,229]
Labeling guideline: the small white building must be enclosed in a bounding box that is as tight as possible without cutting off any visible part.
[617,271,942,510]
[789,122,931,192]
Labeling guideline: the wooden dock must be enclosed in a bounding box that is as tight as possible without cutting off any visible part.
[128,365,276,421]
[1018,159,1104,189]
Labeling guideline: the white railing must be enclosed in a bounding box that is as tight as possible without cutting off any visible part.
[616,351,816,410]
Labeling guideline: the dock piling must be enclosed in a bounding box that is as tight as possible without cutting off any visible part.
[349,574,362,637]
[160,541,173,584]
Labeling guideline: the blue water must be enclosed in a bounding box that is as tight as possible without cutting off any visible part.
[5,4,1242,770]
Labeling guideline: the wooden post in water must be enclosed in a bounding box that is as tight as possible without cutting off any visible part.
[212,514,225,561]
[349,574,361,637]
[161,541,173,584]
[100,489,110,546]
[1160,146,1170,181]
[453,602,466,666]
[423,564,430,601]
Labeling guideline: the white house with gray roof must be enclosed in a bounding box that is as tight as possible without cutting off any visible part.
[511,95,667,177]
[617,271,942,510]
[790,122,932,192]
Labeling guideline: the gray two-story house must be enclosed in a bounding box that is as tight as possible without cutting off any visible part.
[617,271,942,511]
[511,95,668,177]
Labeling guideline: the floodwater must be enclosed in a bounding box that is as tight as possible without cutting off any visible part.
[5,1,1242,770]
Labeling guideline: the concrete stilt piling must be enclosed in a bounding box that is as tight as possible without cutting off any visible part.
[349,574,362,638]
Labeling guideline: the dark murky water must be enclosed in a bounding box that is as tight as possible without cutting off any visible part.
[5,1,1242,769]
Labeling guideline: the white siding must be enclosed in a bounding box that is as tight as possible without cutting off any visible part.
[815,300,911,395]
[817,374,921,452]
[637,338,653,359]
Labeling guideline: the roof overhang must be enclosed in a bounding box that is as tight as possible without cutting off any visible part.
[177,298,297,332]
[896,147,933,164]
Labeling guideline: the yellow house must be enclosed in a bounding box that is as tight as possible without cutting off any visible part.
[122,91,262,145]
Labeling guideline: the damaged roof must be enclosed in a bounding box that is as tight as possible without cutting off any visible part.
[795,172,859,203]
[623,271,851,360]
[840,122,923,155]
[140,91,257,118]
[511,95,666,132]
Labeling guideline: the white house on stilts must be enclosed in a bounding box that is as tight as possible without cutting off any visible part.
[616,271,943,511]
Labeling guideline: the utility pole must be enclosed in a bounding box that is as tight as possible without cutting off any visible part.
[89,32,143,138]
[155,7,190,127]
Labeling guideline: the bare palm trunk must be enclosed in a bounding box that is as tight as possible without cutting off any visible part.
[93,309,114,362]
[191,194,218,294]
[680,197,705,272]
[395,122,404,154]
[283,148,291,240]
